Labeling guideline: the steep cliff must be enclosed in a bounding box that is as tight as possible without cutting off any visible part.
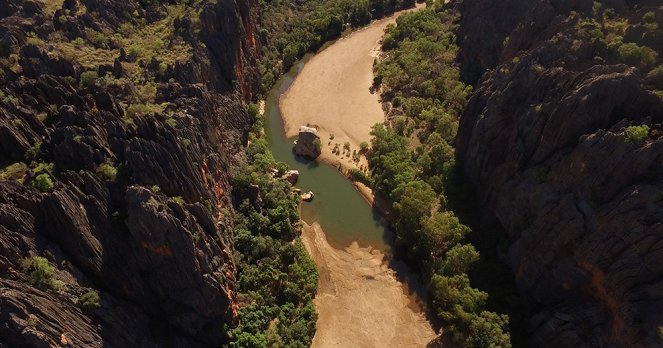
[455,0,663,346]
[0,0,259,346]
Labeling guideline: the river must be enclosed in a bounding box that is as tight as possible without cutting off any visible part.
[263,5,436,347]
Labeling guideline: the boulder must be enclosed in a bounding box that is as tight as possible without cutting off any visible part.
[293,126,321,159]
[301,191,314,202]
[248,184,261,204]
[283,170,299,185]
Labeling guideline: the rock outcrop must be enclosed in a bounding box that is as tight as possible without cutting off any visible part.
[293,125,321,159]
[0,0,259,346]
[301,191,315,202]
[283,169,299,184]
[454,0,663,346]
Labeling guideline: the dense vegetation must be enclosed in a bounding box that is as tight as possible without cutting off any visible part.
[368,7,511,347]
[227,105,318,347]
[256,0,415,94]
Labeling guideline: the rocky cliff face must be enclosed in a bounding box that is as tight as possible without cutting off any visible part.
[0,0,259,346]
[455,0,663,346]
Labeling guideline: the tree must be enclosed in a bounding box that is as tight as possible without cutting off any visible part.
[439,244,479,276]
[464,311,512,348]
[430,273,487,321]
[419,212,471,267]
[393,180,436,240]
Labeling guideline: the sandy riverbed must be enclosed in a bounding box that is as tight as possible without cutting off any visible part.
[301,222,437,347]
[279,5,422,174]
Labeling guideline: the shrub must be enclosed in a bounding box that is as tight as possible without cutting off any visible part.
[24,142,41,161]
[97,163,118,181]
[0,162,28,182]
[617,43,658,70]
[625,124,650,144]
[33,173,54,192]
[643,11,656,23]
[136,83,156,103]
[22,256,62,290]
[645,65,663,89]
[79,291,101,310]
[72,37,85,46]
[312,138,322,154]
[79,71,98,87]
[359,141,369,153]
[126,103,164,117]
[172,196,185,205]
[127,44,143,60]
[348,168,373,186]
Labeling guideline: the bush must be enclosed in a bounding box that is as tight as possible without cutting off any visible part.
[359,141,369,153]
[625,124,650,144]
[79,291,101,310]
[126,103,164,117]
[22,256,62,290]
[643,11,656,24]
[646,65,663,89]
[97,163,117,181]
[617,43,658,70]
[348,168,373,186]
[312,138,322,154]
[33,173,54,192]
[79,71,98,87]
[172,196,185,205]
[0,162,28,182]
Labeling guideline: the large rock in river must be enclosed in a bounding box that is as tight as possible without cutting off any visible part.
[293,126,321,159]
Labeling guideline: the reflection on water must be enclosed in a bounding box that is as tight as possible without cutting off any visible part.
[265,55,391,251]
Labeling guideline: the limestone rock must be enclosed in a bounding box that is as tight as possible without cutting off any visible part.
[293,126,321,159]
[283,170,299,185]
[301,191,315,202]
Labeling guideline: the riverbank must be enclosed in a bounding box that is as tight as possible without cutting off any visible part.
[301,222,437,347]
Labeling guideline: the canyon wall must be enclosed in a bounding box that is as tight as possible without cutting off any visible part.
[455,0,663,346]
[0,0,259,346]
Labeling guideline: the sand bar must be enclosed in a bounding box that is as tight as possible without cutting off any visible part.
[301,222,437,347]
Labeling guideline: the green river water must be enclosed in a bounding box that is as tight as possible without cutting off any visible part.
[264,55,391,251]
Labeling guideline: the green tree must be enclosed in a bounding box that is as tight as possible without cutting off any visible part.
[464,311,512,348]
[439,244,480,275]
[430,273,487,321]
